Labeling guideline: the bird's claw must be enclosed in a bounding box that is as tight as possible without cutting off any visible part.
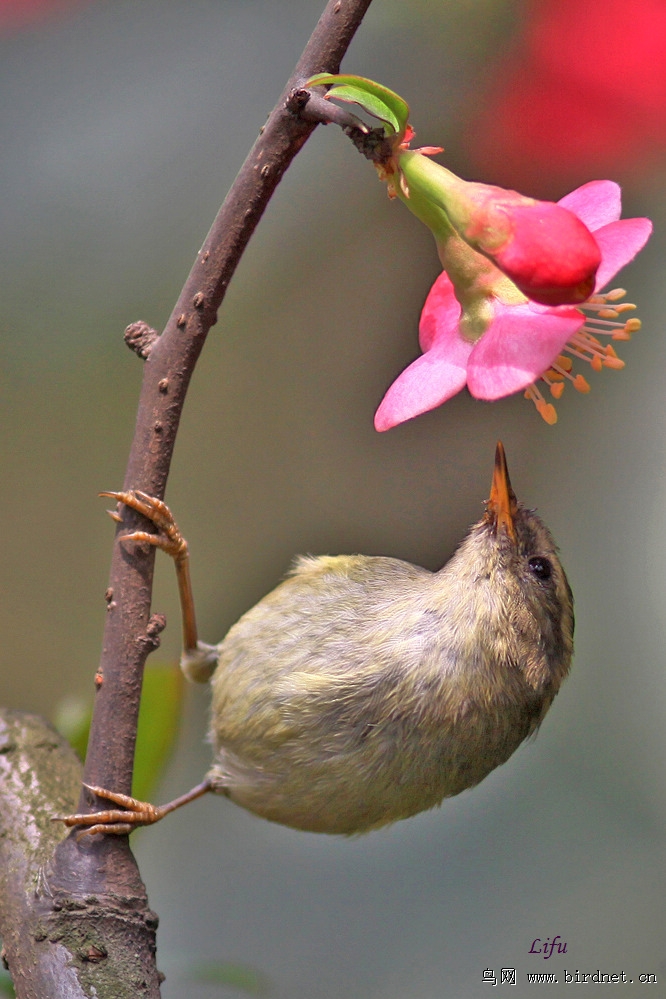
[99,489,188,562]
[100,486,202,655]
[52,783,165,839]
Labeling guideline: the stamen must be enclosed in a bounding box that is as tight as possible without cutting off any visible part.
[524,383,557,425]
[525,288,642,423]
[612,317,641,341]
[540,369,562,398]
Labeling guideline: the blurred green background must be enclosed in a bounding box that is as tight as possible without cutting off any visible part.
[1,1,664,996]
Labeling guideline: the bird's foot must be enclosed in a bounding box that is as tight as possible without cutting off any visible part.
[52,784,167,839]
[53,780,213,839]
[99,489,188,563]
[100,488,206,669]
[181,641,219,683]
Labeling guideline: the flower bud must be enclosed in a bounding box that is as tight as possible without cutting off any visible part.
[397,152,601,306]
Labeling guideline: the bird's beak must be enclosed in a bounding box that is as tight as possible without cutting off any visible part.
[486,441,518,540]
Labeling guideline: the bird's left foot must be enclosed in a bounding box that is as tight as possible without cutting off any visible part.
[53,780,213,838]
[52,784,167,838]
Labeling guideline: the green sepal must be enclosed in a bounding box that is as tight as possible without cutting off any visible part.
[306,73,409,137]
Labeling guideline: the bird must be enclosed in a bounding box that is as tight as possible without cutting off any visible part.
[56,442,573,837]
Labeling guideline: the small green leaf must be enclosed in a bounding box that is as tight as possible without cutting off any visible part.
[0,967,15,997]
[306,73,409,137]
[326,85,400,133]
[52,694,91,762]
[190,960,271,995]
[53,661,184,803]
[133,662,184,802]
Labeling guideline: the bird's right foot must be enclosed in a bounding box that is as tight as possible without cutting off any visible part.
[99,489,189,565]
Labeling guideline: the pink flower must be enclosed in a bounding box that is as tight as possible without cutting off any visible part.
[0,0,87,33]
[469,0,666,188]
[374,180,652,429]
[467,193,601,306]
[392,150,603,307]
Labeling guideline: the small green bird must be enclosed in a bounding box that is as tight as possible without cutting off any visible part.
[58,443,573,837]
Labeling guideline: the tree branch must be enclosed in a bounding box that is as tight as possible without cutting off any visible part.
[0,710,162,998]
[0,1,376,996]
[0,710,84,997]
[80,0,374,807]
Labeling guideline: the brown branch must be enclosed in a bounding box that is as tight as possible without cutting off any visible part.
[5,1,377,996]
[79,0,373,805]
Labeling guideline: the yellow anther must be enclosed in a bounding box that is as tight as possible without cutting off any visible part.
[573,374,590,393]
[537,399,557,424]
[602,355,625,370]
[614,302,636,313]
[525,284,642,424]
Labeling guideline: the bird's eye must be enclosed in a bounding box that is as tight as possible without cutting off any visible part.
[528,556,552,581]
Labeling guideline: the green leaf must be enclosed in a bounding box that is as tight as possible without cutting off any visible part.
[53,694,91,762]
[0,968,15,997]
[306,73,409,137]
[190,961,271,995]
[133,662,184,802]
[53,661,184,803]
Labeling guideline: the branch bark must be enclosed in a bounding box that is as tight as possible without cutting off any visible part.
[0,711,86,998]
[0,1,374,996]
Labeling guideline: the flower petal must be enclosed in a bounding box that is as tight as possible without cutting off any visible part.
[558,180,621,230]
[592,217,654,290]
[490,201,600,305]
[466,302,584,400]
[418,271,461,351]
[374,335,472,431]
